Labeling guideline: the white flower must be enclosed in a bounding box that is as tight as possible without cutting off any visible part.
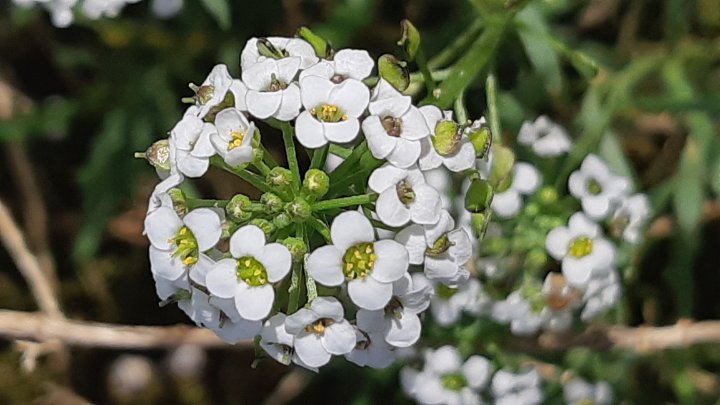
[355,273,432,348]
[284,297,356,368]
[295,76,369,148]
[517,115,572,157]
[610,193,651,244]
[545,212,617,288]
[81,0,140,19]
[192,64,233,119]
[540,273,582,333]
[569,154,630,220]
[186,288,261,344]
[145,207,222,281]
[581,267,621,321]
[368,164,442,227]
[171,108,216,178]
[490,291,542,336]
[345,310,396,369]
[491,368,543,405]
[418,106,476,172]
[146,141,184,212]
[414,274,479,327]
[563,377,613,405]
[396,211,472,285]
[242,58,302,121]
[401,346,491,405]
[300,49,374,82]
[362,80,430,168]
[491,162,541,218]
[424,168,453,209]
[307,211,408,310]
[260,313,317,371]
[210,108,256,167]
[204,225,291,321]
[240,37,319,72]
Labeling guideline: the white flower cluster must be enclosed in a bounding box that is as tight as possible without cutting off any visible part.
[142,34,495,371]
[12,0,182,27]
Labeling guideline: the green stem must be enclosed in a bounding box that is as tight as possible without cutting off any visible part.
[310,144,329,171]
[454,89,468,125]
[312,193,377,211]
[428,19,484,70]
[415,48,436,93]
[280,122,301,192]
[307,217,332,243]
[486,73,502,143]
[260,145,278,168]
[253,160,272,177]
[328,141,367,183]
[186,198,228,210]
[287,262,303,314]
[211,156,273,194]
[328,144,352,159]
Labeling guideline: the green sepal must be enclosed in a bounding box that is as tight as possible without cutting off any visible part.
[398,19,421,60]
[378,54,410,92]
[297,27,332,59]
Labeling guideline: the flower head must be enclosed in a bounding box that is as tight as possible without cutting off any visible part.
[517,115,572,157]
[569,154,630,220]
[368,164,442,227]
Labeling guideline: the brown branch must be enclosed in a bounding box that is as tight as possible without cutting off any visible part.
[0,199,63,318]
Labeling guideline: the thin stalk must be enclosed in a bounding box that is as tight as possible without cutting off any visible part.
[211,156,274,194]
[280,122,301,192]
[307,217,332,243]
[310,145,329,171]
[260,145,278,168]
[328,144,352,159]
[428,19,484,70]
[486,73,502,143]
[186,199,228,210]
[311,194,377,211]
[414,48,436,93]
[253,160,272,177]
[454,89,468,125]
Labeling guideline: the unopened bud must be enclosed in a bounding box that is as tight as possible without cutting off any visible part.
[260,192,283,214]
[303,169,330,198]
[297,27,332,59]
[285,197,312,222]
[267,167,293,188]
[144,139,171,171]
[538,186,558,205]
[465,179,494,214]
[226,194,253,222]
[273,213,292,229]
[249,219,275,237]
[398,20,421,60]
[280,237,308,262]
[488,145,515,189]
[378,54,410,92]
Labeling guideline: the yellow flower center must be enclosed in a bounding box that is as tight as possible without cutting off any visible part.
[305,318,334,335]
[311,104,348,123]
[236,256,269,287]
[343,242,376,280]
[227,130,247,151]
[587,179,603,195]
[168,226,199,266]
[568,236,593,258]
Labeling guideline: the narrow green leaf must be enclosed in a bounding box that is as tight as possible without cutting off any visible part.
[199,0,231,30]
[673,138,704,234]
[515,5,563,93]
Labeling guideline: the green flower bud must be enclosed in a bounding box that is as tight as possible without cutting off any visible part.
[432,120,461,156]
[488,145,515,189]
[398,20,421,60]
[280,237,308,262]
[525,248,548,270]
[378,54,410,92]
[143,139,171,171]
[257,38,287,59]
[465,179,494,214]
[538,186,558,205]
[260,192,283,214]
[524,202,540,217]
[297,27,332,59]
[249,218,275,237]
[226,194,253,222]
[303,169,330,198]
[168,188,188,217]
[272,213,292,229]
[464,121,492,158]
[267,167,293,188]
[284,197,312,222]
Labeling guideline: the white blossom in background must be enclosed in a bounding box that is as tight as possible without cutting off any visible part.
[581,267,622,321]
[205,225,291,321]
[418,106,476,172]
[401,345,491,405]
[307,211,409,310]
[300,49,375,82]
[295,76,369,148]
[413,274,480,327]
[611,193,651,244]
[345,308,396,368]
[545,212,617,288]
[569,154,630,220]
[210,108,256,167]
[362,80,430,168]
[540,273,582,333]
[12,0,146,27]
[563,377,614,405]
[192,64,234,119]
[241,37,319,71]
[491,368,543,405]
[260,313,317,371]
[490,290,542,336]
[368,164,442,227]
[491,162,542,218]
[517,115,572,157]
[242,58,302,121]
[283,297,356,368]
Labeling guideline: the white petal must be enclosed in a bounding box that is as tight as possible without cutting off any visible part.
[177,154,208,178]
[275,84,302,121]
[418,138,443,170]
[334,49,374,80]
[371,240,409,283]
[300,76,334,110]
[295,111,327,149]
[386,138,421,169]
[591,238,617,269]
[329,78,369,118]
[323,119,360,144]
[230,80,248,111]
[462,356,491,389]
[331,211,375,251]
[409,185,442,225]
[443,140,476,172]
[230,225,266,258]
[234,282,274,321]
[385,312,421,347]
[363,117,397,159]
[376,189,411,227]
[400,106,431,141]
[425,345,462,374]
[419,105,443,129]
[213,318,262,343]
[356,309,386,333]
[247,90,282,119]
[276,57,301,83]
[368,164,409,193]
[569,212,599,237]
[310,296,345,320]
[149,246,185,280]
[284,308,318,334]
[513,162,541,194]
[448,229,473,264]
[191,125,217,157]
[184,208,222,251]
[425,256,458,280]
[348,277,392,310]
[491,190,522,219]
[424,210,454,247]
[395,225,427,265]
[294,332,331,368]
[568,171,588,198]
[321,321,357,355]
[205,259,238,299]
[368,96,410,117]
[306,246,344,287]
[257,243,292,283]
[545,227,570,260]
[562,257,592,288]
[224,146,254,167]
[300,61,334,81]
[582,195,611,220]
[145,207,182,250]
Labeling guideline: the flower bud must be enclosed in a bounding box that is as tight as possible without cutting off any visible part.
[303,169,330,198]
[272,213,292,229]
[284,197,312,222]
[144,139,171,171]
[168,188,187,217]
[538,186,558,205]
[257,38,286,59]
[488,145,515,189]
[525,248,548,270]
[226,194,253,222]
[280,237,307,262]
[398,20,421,60]
[464,120,492,158]
[297,27,332,59]
[378,54,410,92]
[465,178,494,214]
[260,192,283,214]
[432,120,461,156]
[267,167,293,188]
[249,219,275,237]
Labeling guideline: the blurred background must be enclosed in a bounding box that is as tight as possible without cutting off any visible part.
[0,0,719,403]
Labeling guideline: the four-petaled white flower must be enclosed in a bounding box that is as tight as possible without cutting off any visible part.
[242,58,302,121]
[283,297,356,368]
[368,164,442,227]
[260,313,317,371]
[295,76,369,148]
[569,154,630,220]
[171,107,216,178]
[241,37,319,71]
[413,274,480,327]
[205,225,291,321]
[192,64,233,118]
[418,106,476,172]
[491,162,542,218]
[362,79,431,168]
[210,108,256,167]
[517,115,572,157]
[307,211,409,310]
[545,212,617,288]
[345,309,396,369]
[300,49,375,82]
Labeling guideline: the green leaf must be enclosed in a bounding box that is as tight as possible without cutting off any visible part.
[515,5,563,93]
[673,138,704,234]
[597,130,637,184]
[199,0,231,30]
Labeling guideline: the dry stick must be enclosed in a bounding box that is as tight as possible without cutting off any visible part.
[0,199,63,319]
